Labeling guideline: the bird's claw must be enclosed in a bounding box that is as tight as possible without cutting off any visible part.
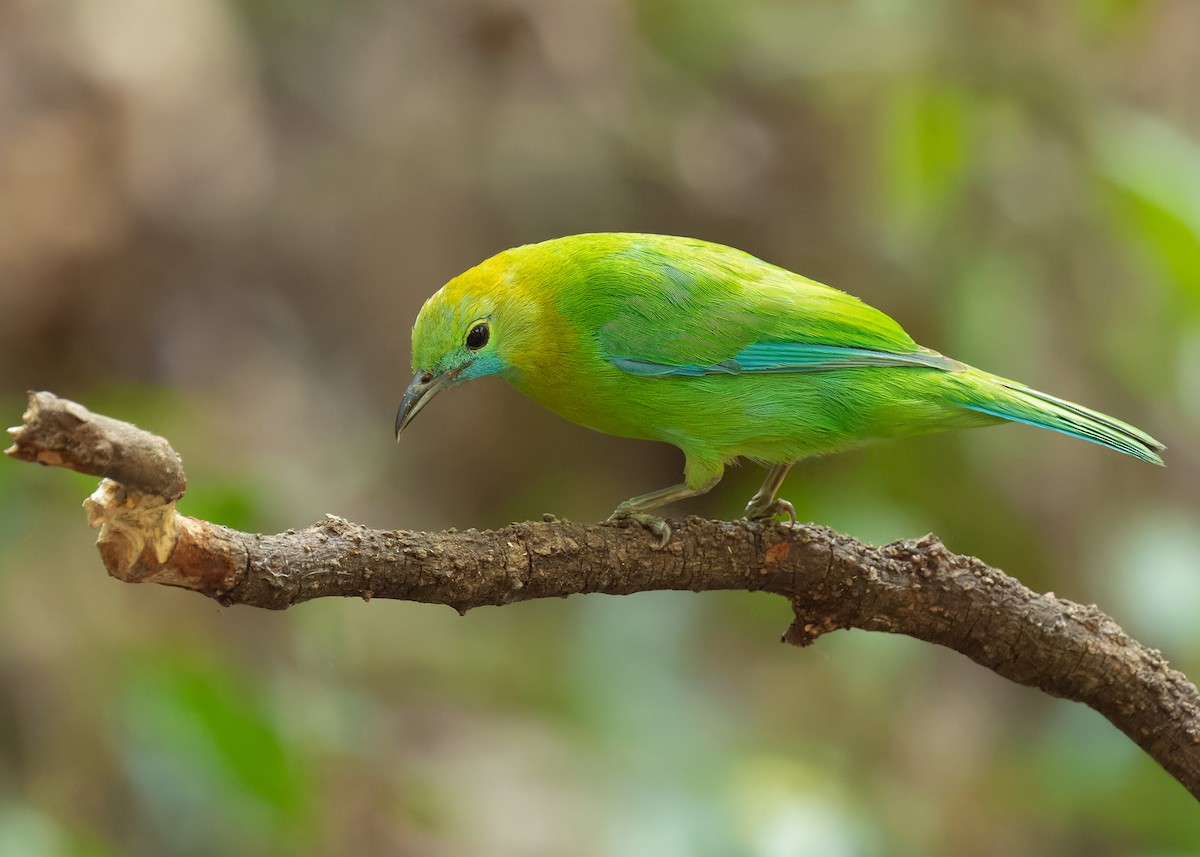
[606,509,672,548]
[743,497,797,526]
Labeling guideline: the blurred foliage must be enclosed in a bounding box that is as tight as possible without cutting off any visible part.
[2,0,1199,854]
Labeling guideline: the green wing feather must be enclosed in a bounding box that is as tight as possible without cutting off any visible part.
[550,234,931,369]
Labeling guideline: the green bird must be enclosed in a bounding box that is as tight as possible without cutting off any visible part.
[396,233,1163,544]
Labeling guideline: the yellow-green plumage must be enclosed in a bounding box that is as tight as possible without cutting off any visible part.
[397,233,1163,541]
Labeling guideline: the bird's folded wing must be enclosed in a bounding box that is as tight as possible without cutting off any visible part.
[587,240,953,376]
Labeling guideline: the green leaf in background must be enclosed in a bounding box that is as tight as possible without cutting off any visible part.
[117,650,313,856]
[879,79,973,233]
[1095,110,1200,308]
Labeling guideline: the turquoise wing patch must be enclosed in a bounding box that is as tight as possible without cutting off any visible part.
[611,342,956,376]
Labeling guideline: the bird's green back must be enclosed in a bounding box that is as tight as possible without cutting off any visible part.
[532,233,920,367]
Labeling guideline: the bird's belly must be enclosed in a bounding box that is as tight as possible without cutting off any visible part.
[514,368,969,462]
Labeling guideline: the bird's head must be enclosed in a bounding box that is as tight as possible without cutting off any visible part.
[395,250,540,438]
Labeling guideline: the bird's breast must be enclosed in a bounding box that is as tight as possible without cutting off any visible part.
[506,357,664,442]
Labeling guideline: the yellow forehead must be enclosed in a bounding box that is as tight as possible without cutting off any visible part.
[410,250,521,371]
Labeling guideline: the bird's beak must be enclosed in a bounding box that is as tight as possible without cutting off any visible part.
[395,368,456,439]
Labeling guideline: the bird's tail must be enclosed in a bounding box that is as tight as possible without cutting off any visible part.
[947,369,1165,465]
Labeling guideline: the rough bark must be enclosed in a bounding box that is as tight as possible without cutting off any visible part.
[8,390,1200,799]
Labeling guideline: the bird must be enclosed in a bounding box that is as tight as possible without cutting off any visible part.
[396,233,1163,545]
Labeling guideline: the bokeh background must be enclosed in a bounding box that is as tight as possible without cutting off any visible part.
[2,0,1199,854]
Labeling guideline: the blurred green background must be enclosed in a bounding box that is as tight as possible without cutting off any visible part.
[2,0,1199,853]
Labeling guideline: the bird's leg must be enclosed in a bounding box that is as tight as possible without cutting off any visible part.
[607,476,720,548]
[743,461,796,524]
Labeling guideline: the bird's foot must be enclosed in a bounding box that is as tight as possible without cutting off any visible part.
[743,497,797,526]
[606,509,672,549]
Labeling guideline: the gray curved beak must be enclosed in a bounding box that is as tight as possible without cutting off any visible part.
[395,369,455,439]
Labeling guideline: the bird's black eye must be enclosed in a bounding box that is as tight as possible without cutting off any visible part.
[466,323,489,350]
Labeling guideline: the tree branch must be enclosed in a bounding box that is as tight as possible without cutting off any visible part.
[8,390,1200,799]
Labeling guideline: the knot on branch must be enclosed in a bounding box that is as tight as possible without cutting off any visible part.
[782,603,847,647]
